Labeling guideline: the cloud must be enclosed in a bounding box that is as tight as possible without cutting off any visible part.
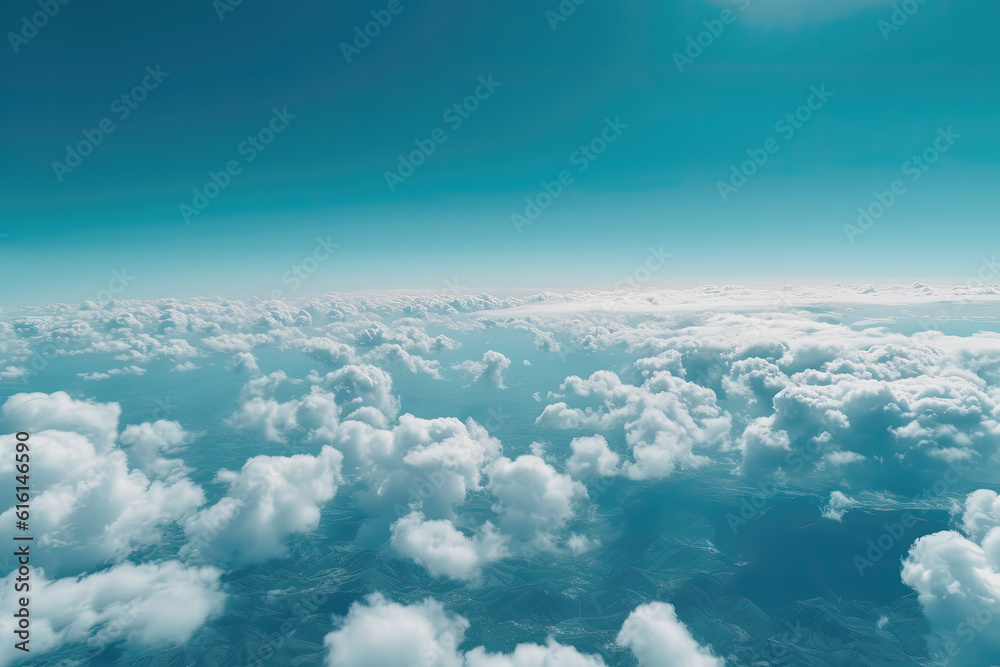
[290,336,359,367]
[311,364,401,427]
[337,414,502,527]
[821,490,857,522]
[324,594,466,667]
[120,419,190,478]
[231,351,259,373]
[452,350,512,388]
[324,594,607,667]
[901,490,1000,665]
[566,435,621,479]
[184,446,343,566]
[203,332,272,353]
[464,638,607,666]
[390,511,506,580]
[0,400,204,574]
[616,602,724,667]
[365,344,444,379]
[538,370,730,480]
[487,455,586,545]
[1,391,120,450]
[0,561,225,664]
[961,489,1000,543]
[722,356,789,407]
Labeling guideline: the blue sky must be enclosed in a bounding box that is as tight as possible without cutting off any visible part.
[1,0,998,305]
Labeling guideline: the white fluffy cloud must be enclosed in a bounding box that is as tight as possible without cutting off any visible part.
[616,602,724,667]
[0,561,225,664]
[1,391,120,450]
[120,419,190,478]
[566,435,621,479]
[464,639,607,667]
[538,370,730,480]
[821,490,857,522]
[452,350,512,388]
[0,395,204,574]
[184,446,343,566]
[324,594,608,667]
[487,455,586,545]
[962,489,1000,543]
[325,594,467,667]
[312,364,401,427]
[390,512,506,580]
[337,415,502,525]
[901,490,1000,665]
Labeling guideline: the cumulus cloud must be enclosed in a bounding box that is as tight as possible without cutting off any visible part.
[120,419,190,478]
[203,332,272,353]
[487,455,586,545]
[464,639,607,666]
[0,366,27,379]
[324,594,607,667]
[324,594,466,667]
[821,490,857,522]
[538,370,730,480]
[337,415,502,527]
[231,351,259,373]
[1,391,120,450]
[184,446,343,566]
[452,350,512,388]
[390,512,506,580]
[616,602,724,667]
[901,489,1000,665]
[566,435,621,479]
[226,395,300,442]
[289,335,359,368]
[365,343,444,379]
[0,561,225,664]
[961,489,1000,543]
[0,396,204,574]
[311,364,401,427]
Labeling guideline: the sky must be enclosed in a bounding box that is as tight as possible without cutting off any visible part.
[1,0,998,306]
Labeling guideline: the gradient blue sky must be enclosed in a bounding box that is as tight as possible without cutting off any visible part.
[1,0,998,306]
